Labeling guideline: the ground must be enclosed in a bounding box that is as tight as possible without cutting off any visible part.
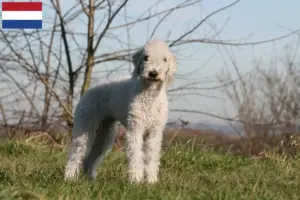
[1,139,300,200]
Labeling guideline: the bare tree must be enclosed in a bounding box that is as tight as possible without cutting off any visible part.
[0,0,298,141]
[219,40,300,137]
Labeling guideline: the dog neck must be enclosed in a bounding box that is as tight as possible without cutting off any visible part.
[136,78,167,97]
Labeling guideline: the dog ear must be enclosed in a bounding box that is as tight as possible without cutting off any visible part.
[131,49,143,78]
[167,52,178,84]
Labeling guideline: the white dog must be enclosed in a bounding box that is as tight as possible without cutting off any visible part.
[64,39,177,183]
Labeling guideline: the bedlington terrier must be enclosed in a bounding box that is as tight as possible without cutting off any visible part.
[64,39,177,183]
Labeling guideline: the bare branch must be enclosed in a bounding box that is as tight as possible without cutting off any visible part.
[169,0,241,47]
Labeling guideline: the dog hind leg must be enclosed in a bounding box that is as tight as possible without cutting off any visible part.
[64,131,91,181]
[82,119,118,179]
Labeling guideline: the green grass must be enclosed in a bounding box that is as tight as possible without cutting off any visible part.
[0,139,300,200]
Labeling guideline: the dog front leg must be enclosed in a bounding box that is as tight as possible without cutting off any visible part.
[144,127,164,183]
[124,127,145,183]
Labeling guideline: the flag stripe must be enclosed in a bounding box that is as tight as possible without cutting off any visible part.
[2,20,42,29]
[2,2,42,11]
[2,11,42,20]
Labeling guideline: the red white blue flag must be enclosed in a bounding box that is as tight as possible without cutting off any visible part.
[2,2,42,29]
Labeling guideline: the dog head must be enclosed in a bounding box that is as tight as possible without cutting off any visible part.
[131,39,178,87]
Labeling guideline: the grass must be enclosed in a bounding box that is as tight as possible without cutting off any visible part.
[0,139,300,200]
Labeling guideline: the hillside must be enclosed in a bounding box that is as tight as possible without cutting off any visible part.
[1,139,300,199]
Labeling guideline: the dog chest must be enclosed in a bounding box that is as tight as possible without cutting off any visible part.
[128,97,168,125]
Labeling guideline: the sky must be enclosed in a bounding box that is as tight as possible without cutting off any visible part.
[1,0,300,125]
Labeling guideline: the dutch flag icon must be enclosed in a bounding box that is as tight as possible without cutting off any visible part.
[2,2,42,29]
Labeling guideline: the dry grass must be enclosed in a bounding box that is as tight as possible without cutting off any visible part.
[1,125,300,157]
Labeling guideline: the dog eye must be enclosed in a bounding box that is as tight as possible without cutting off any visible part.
[163,57,167,62]
[143,55,149,61]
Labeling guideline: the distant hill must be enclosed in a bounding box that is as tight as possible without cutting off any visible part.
[166,120,243,136]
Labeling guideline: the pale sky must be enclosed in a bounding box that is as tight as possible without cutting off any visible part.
[1,0,300,125]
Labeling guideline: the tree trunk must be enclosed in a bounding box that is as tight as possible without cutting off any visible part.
[81,0,95,96]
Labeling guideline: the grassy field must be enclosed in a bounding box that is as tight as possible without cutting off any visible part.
[0,139,300,200]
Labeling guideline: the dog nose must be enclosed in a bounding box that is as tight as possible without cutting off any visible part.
[148,70,158,78]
